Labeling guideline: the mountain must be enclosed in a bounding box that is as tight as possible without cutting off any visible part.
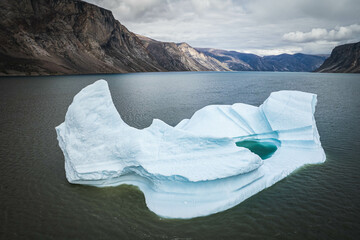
[0,0,164,75]
[0,0,331,76]
[315,42,360,73]
[262,53,327,72]
[195,49,253,71]
[197,48,327,72]
[137,35,229,71]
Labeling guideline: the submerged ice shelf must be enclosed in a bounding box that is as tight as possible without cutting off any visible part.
[56,80,326,219]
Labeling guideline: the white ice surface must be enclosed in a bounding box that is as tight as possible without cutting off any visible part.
[56,80,326,218]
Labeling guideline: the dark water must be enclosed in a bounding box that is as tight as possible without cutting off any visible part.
[0,71,359,239]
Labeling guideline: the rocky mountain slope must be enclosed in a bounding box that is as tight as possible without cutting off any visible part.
[0,0,335,75]
[315,42,360,73]
[0,0,164,75]
[176,42,229,71]
[197,48,327,72]
[137,35,229,71]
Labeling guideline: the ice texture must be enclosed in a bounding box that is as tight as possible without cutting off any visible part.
[55,80,326,218]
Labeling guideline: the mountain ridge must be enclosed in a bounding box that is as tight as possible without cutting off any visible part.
[0,0,344,76]
[315,42,360,73]
[0,0,164,75]
[196,48,327,72]
[137,35,229,72]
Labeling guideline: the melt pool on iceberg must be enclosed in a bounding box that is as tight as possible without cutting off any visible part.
[55,79,326,219]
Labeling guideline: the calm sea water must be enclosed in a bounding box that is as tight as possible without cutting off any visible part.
[0,71,359,239]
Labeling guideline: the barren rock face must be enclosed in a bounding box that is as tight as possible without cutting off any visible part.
[0,0,333,76]
[315,42,360,73]
[137,35,229,72]
[0,0,164,75]
[176,42,229,71]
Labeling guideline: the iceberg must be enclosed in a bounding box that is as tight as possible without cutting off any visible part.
[55,80,326,219]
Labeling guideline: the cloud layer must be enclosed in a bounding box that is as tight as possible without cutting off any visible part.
[283,24,360,43]
[85,0,360,55]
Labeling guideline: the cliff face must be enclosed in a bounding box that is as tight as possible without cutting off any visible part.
[138,36,228,72]
[137,35,193,71]
[0,0,164,75]
[0,0,337,76]
[176,43,229,71]
[315,42,360,73]
[196,49,255,71]
[197,48,327,72]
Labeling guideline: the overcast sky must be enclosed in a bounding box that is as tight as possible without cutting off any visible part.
[85,0,360,55]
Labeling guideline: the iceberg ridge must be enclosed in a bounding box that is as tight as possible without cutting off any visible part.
[55,79,325,218]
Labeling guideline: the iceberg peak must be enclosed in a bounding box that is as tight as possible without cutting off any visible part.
[56,79,325,218]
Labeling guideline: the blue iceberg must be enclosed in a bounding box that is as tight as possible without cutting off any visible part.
[56,80,325,218]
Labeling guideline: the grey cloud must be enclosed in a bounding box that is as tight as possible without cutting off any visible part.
[247,0,360,25]
[87,0,243,22]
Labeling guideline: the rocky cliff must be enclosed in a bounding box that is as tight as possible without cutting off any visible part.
[315,42,360,73]
[0,0,335,76]
[0,0,164,75]
[197,48,327,72]
[176,43,229,71]
[137,35,229,72]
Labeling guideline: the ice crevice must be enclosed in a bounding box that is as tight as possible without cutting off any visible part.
[56,79,326,219]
